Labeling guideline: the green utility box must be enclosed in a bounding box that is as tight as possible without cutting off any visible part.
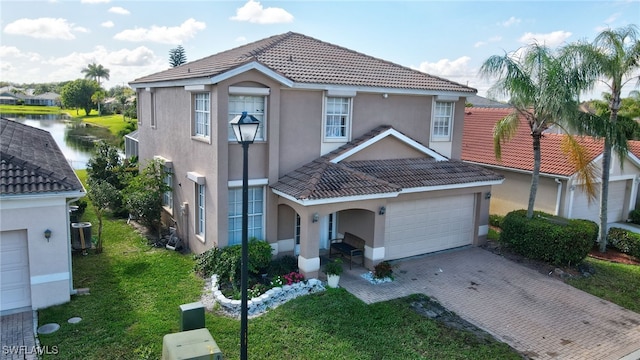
[162,328,222,360]
[179,302,205,331]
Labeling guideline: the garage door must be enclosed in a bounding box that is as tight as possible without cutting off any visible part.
[385,194,475,260]
[571,180,627,223]
[1,230,31,311]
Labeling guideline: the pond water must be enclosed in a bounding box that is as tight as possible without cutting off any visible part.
[1,113,95,169]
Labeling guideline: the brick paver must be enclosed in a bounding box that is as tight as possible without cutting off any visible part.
[0,311,38,360]
[339,247,640,360]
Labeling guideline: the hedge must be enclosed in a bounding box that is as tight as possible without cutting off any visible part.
[607,227,640,259]
[500,210,597,266]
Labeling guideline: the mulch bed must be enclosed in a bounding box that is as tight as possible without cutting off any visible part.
[588,247,640,265]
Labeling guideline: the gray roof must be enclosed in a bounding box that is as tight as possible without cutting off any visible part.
[466,95,512,108]
[272,126,503,201]
[1,118,84,196]
[131,32,476,94]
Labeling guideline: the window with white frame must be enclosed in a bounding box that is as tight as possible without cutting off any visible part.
[196,184,205,237]
[324,97,351,140]
[228,95,266,141]
[432,101,454,140]
[228,186,264,245]
[194,93,210,138]
[162,165,173,210]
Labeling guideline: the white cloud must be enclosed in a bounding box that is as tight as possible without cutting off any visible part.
[413,56,473,77]
[474,36,502,48]
[474,41,487,48]
[109,7,130,15]
[107,46,155,66]
[81,0,109,3]
[230,0,294,24]
[518,30,572,47]
[113,18,206,44]
[101,21,114,28]
[604,13,621,24]
[500,16,521,27]
[235,36,247,43]
[3,18,79,40]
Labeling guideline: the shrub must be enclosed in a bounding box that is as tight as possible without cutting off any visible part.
[607,227,640,259]
[629,209,640,225]
[373,261,394,279]
[500,210,597,266]
[193,239,274,284]
[489,214,504,228]
[323,258,343,276]
[268,255,298,276]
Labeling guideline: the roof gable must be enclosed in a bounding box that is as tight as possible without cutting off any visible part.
[131,32,476,94]
[1,118,84,196]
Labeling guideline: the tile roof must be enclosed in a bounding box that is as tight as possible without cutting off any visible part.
[272,126,503,201]
[461,107,640,176]
[131,32,475,94]
[1,118,84,196]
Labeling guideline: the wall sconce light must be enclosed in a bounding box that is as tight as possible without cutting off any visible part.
[44,229,52,242]
[312,213,319,223]
[382,93,388,99]
[379,206,386,215]
[485,192,492,200]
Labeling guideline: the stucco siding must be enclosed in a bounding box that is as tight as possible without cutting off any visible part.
[489,170,560,216]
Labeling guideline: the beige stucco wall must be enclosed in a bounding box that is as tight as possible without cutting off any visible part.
[489,170,562,216]
[0,196,75,310]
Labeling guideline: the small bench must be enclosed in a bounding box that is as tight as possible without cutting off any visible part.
[330,232,365,269]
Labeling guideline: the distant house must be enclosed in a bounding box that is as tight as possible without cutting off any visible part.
[24,92,61,107]
[0,117,85,313]
[0,87,60,106]
[129,32,503,278]
[462,106,640,223]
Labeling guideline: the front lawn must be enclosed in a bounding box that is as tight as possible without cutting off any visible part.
[567,258,640,313]
[37,184,520,359]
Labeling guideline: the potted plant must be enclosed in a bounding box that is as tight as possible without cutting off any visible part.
[323,258,343,288]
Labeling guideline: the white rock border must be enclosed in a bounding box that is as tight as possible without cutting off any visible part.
[360,271,394,284]
[201,274,326,318]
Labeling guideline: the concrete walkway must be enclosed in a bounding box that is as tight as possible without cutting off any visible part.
[339,247,640,360]
[0,311,38,360]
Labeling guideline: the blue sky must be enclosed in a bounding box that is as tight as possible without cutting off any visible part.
[1,0,639,100]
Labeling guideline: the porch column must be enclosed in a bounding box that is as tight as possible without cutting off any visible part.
[365,209,387,269]
[298,212,321,279]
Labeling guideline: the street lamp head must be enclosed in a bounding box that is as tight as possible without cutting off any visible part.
[230,111,260,144]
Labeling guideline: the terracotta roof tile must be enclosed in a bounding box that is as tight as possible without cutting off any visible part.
[461,107,640,176]
[1,118,84,195]
[131,32,475,93]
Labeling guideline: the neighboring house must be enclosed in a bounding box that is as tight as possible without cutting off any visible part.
[462,107,640,223]
[0,90,61,106]
[0,92,19,105]
[129,32,503,278]
[0,117,85,313]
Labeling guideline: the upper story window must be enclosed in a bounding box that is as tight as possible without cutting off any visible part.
[228,95,266,141]
[432,101,454,141]
[194,92,210,138]
[324,97,351,141]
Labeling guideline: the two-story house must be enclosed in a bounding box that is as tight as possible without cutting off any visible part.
[129,32,503,278]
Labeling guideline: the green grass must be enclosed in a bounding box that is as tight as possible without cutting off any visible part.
[37,176,520,360]
[0,104,64,114]
[567,258,640,313]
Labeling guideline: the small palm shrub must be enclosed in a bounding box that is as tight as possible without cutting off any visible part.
[373,261,394,279]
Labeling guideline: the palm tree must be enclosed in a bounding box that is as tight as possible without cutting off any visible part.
[562,25,640,252]
[479,43,597,219]
[81,63,110,115]
[81,63,110,86]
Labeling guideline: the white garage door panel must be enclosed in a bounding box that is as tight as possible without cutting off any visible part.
[385,195,474,260]
[572,181,627,223]
[1,230,31,311]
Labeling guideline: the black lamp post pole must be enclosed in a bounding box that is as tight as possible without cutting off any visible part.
[240,140,250,360]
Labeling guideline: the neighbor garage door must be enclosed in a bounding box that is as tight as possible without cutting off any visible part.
[1,230,31,311]
[385,194,475,260]
[572,180,627,223]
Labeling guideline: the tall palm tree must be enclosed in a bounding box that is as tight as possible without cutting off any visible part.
[480,43,597,219]
[81,63,110,115]
[562,25,640,252]
[81,63,110,86]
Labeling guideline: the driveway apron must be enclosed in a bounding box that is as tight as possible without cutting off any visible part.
[339,247,640,360]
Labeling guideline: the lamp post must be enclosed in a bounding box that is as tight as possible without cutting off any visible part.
[229,111,260,360]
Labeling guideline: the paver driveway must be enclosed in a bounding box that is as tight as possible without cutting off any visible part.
[339,247,640,360]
